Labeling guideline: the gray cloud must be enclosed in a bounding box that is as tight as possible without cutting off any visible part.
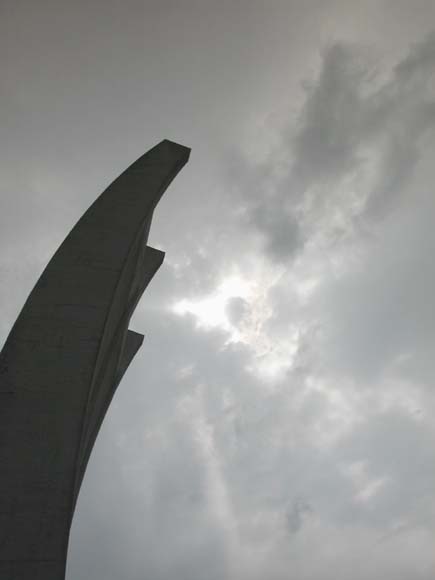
[291,43,368,189]
[249,202,303,262]
[285,497,312,534]
[225,296,249,327]
[1,2,435,579]
[237,33,435,267]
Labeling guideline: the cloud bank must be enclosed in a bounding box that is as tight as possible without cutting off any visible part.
[1,2,434,579]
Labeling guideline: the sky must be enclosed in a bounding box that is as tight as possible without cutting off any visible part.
[1,1,435,578]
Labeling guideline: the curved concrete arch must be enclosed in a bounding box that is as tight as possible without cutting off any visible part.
[0,140,190,579]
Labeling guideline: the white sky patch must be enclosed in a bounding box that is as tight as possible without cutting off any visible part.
[343,460,391,504]
[175,363,195,381]
[177,385,242,575]
[294,276,321,302]
[355,476,390,503]
[245,326,300,384]
[378,358,429,419]
[305,377,364,448]
[172,275,254,338]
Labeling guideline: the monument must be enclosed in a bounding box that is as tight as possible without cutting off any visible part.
[0,140,190,579]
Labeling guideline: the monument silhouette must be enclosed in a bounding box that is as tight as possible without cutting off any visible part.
[0,140,190,579]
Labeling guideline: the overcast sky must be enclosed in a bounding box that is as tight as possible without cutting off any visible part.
[1,1,435,579]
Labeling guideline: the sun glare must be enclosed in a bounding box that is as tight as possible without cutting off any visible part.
[172,273,306,383]
[172,276,253,336]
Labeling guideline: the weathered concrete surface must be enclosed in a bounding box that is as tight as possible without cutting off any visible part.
[0,140,190,579]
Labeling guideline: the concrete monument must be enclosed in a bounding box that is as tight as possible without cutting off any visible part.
[0,140,190,579]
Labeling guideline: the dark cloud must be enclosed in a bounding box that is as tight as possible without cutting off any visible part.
[249,202,303,262]
[225,296,249,326]
[285,497,312,534]
[291,43,368,188]
[237,33,435,269]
